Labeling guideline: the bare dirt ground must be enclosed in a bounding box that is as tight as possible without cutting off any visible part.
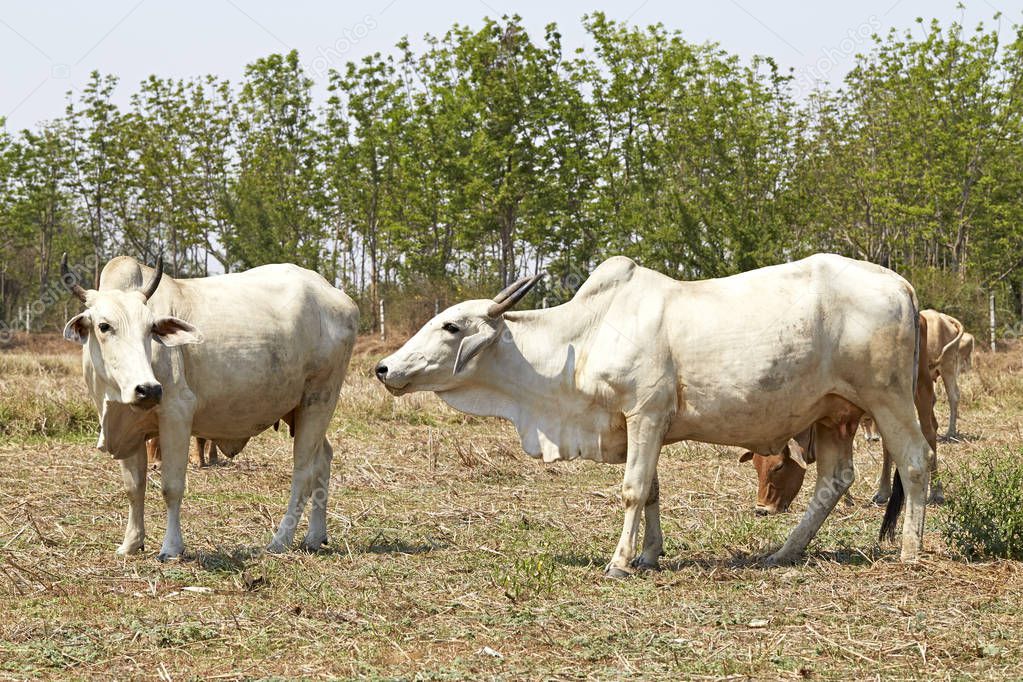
[1,340,1022,680]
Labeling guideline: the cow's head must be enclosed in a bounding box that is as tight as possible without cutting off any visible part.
[738,437,810,515]
[375,275,542,395]
[61,254,202,409]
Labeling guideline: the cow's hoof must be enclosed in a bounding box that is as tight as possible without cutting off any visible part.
[157,552,182,563]
[928,491,946,506]
[116,541,144,556]
[871,493,889,506]
[630,557,660,572]
[266,540,289,554]
[763,552,796,567]
[301,537,329,553]
[603,566,633,579]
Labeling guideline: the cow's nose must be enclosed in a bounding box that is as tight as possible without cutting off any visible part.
[754,506,769,517]
[134,383,163,405]
[375,364,388,381]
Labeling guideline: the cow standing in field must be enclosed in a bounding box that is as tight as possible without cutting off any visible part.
[921,309,964,438]
[375,255,933,575]
[740,312,941,516]
[62,254,358,559]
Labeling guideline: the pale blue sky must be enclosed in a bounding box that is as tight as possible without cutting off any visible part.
[1,0,1020,132]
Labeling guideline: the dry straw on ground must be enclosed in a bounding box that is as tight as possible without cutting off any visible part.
[1,335,1022,679]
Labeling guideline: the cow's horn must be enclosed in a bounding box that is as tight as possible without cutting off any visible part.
[60,253,88,303]
[140,252,164,301]
[487,274,543,318]
[492,276,532,304]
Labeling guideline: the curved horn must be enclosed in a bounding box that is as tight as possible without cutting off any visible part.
[492,276,532,304]
[60,253,88,303]
[487,274,543,318]
[140,252,164,302]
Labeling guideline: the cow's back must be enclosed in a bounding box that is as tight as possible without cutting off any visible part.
[590,254,919,452]
[147,263,357,440]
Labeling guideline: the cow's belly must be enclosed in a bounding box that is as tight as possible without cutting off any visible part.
[667,389,861,453]
[190,375,308,439]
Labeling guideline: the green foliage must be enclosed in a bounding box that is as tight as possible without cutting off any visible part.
[940,451,1023,560]
[491,532,561,603]
[2,12,1023,334]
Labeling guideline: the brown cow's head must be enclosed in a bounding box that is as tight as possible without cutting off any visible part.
[739,436,811,515]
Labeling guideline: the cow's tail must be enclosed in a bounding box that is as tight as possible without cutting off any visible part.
[880,290,917,543]
[880,470,904,542]
[930,315,964,371]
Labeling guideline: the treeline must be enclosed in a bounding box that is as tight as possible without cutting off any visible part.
[1,12,1022,336]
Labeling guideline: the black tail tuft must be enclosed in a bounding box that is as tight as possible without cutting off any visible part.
[880,470,905,542]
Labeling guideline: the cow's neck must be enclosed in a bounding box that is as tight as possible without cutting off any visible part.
[436,305,627,463]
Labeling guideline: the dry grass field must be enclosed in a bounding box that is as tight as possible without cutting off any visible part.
[2,335,1023,680]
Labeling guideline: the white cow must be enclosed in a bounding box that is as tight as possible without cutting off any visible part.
[375,255,932,575]
[62,254,358,559]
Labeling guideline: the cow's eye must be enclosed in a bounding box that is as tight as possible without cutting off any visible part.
[98,322,112,333]
[442,322,460,334]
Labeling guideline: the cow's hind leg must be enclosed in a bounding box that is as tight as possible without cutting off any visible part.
[633,473,663,571]
[768,424,854,565]
[117,446,148,555]
[941,363,960,440]
[927,444,944,504]
[302,438,333,551]
[870,402,930,561]
[606,414,665,578]
[268,399,337,553]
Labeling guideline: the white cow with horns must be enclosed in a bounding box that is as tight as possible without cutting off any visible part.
[62,254,358,559]
[375,254,933,575]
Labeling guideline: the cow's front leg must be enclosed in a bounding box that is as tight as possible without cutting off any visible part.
[117,446,148,555]
[606,414,666,578]
[156,418,192,560]
[633,472,663,571]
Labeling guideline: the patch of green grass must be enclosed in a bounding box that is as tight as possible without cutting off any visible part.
[940,449,1023,560]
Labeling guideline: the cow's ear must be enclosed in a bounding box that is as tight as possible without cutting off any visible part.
[787,438,809,469]
[152,316,204,347]
[454,325,498,374]
[738,451,754,463]
[63,312,91,345]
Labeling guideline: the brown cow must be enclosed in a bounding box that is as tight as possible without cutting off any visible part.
[146,437,220,467]
[740,314,941,514]
[959,332,974,372]
[921,309,964,438]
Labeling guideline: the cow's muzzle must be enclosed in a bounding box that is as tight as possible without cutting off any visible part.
[133,382,163,409]
[374,363,411,394]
